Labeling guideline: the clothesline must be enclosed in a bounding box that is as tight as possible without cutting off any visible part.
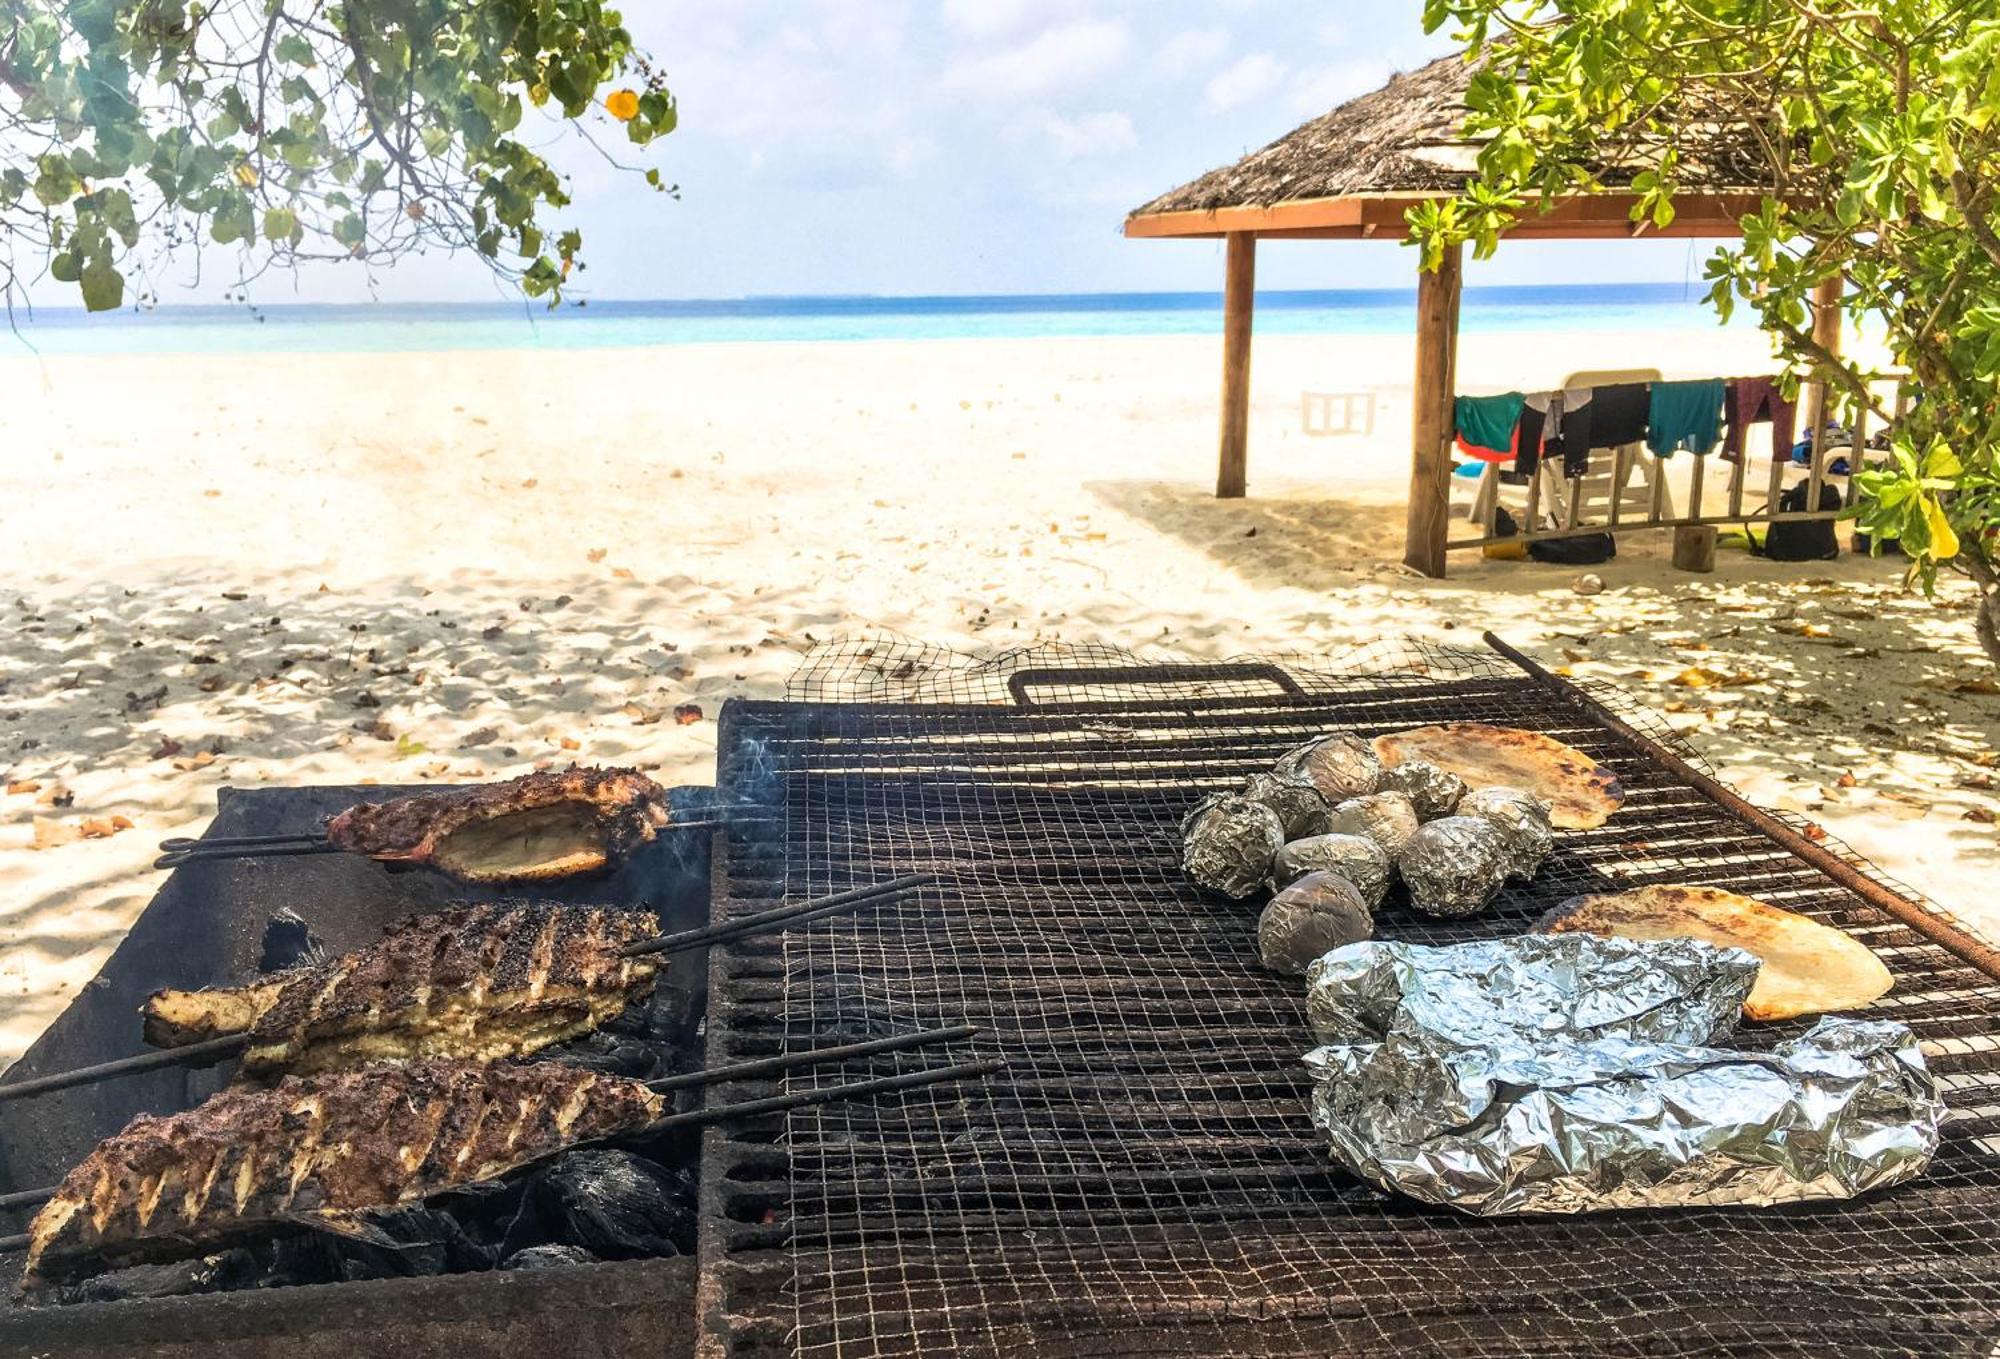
[1454,376,1798,475]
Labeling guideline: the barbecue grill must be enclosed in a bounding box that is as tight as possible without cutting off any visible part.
[697,636,2000,1358]
[4,637,1998,1357]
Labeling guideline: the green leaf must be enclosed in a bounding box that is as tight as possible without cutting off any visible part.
[274,33,315,66]
[263,206,299,242]
[79,259,125,312]
[49,251,80,283]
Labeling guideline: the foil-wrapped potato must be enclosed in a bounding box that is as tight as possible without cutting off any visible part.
[1274,734,1382,803]
[1455,785,1555,879]
[1273,832,1391,906]
[1324,791,1421,859]
[1375,759,1469,821]
[1257,871,1373,975]
[1181,795,1285,899]
[1239,770,1331,841]
[1396,815,1510,918]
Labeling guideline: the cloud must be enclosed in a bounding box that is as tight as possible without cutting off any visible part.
[1203,53,1287,113]
[1290,59,1392,116]
[942,18,1131,100]
[1156,27,1229,80]
[1035,111,1137,161]
[940,0,1033,37]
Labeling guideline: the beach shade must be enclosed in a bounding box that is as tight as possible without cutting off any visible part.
[1122,49,1827,578]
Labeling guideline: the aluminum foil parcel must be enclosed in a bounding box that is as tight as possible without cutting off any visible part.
[1302,934,1943,1215]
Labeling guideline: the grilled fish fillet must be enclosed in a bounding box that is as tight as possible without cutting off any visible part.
[25,1060,663,1284]
[140,902,660,1077]
[325,766,672,883]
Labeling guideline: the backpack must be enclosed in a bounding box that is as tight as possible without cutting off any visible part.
[1761,483,1842,562]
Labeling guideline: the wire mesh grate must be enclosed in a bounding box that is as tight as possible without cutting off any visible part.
[701,637,2000,1358]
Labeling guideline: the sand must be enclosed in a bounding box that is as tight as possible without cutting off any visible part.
[1,322,1994,1065]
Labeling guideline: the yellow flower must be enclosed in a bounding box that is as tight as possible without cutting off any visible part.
[605,88,639,121]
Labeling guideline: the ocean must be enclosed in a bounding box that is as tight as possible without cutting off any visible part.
[1,282,1735,356]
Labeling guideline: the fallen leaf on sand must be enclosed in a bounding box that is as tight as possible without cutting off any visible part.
[1803,823,1828,842]
[673,703,703,726]
[198,674,226,692]
[611,567,634,580]
[152,738,183,760]
[394,734,427,758]
[5,780,39,795]
[623,703,664,726]
[520,478,538,489]
[1671,665,1766,689]
[78,815,135,839]
[1939,676,2000,696]
[36,785,74,808]
[31,818,79,850]
[1965,807,1998,824]
[560,737,581,751]
[172,751,217,771]
[1836,772,1858,788]
[587,548,607,563]
[459,727,499,749]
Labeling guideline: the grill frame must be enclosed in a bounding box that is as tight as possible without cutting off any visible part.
[697,640,2000,1359]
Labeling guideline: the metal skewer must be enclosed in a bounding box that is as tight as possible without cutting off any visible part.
[0,1057,1001,1253]
[0,877,932,1105]
[0,1026,981,1221]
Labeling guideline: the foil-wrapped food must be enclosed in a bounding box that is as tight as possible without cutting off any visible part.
[1256,871,1371,975]
[1180,794,1285,899]
[1453,786,1554,879]
[1274,734,1382,803]
[1323,791,1421,859]
[1301,934,1943,1216]
[1238,771,1330,841]
[1395,816,1511,918]
[1272,833,1391,906]
[1374,759,1467,821]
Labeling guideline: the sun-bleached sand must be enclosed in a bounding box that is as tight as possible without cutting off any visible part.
[1,322,1994,1064]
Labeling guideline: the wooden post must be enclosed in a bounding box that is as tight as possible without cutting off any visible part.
[1216,232,1257,499]
[1805,273,1843,514]
[1403,244,1463,577]
[1672,526,1717,572]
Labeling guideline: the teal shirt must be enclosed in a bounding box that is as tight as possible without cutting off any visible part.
[1454,392,1525,459]
[1647,379,1726,456]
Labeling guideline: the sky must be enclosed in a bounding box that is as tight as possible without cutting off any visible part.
[38,1,1730,306]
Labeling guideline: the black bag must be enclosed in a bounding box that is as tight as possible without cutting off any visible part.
[1762,483,1842,561]
[1491,507,1617,565]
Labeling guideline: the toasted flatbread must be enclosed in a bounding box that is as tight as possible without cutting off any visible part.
[1371,723,1624,830]
[1538,885,1893,1021]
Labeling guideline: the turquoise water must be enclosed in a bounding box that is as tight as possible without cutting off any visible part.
[2,283,1734,356]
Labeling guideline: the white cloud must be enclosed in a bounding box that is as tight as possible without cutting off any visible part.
[1203,53,1287,113]
[1035,111,1137,161]
[942,19,1131,100]
[940,0,1033,37]
[1156,27,1229,80]
[1290,59,1391,116]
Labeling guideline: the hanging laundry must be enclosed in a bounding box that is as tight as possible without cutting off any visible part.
[1588,383,1651,449]
[1646,379,1727,457]
[1723,377,1798,463]
[1454,392,1526,464]
[1520,389,1594,478]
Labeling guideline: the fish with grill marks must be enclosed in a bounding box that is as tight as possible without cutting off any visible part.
[24,1060,664,1285]
[140,902,660,1076]
[325,766,672,883]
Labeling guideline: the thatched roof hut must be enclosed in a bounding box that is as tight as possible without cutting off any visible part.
[1124,49,1804,579]
[1130,51,1765,224]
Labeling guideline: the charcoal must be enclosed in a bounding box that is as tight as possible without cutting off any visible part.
[1397,816,1511,918]
[1376,760,1468,820]
[530,1149,697,1259]
[299,1203,502,1280]
[1274,734,1382,802]
[1180,795,1285,898]
[1257,872,1372,975]
[1238,771,1330,840]
[540,1029,664,1079]
[259,908,326,972]
[1324,792,1421,858]
[1272,833,1391,906]
[504,1244,604,1271]
[61,1252,238,1304]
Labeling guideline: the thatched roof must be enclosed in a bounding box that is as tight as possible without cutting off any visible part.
[1130,50,1763,220]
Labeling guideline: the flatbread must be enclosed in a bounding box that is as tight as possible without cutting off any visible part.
[1371,723,1624,830]
[1538,885,1893,1021]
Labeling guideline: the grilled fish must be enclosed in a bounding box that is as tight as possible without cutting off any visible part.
[25,1060,664,1284]
[140,902,660,1075]
[325,766,672,883]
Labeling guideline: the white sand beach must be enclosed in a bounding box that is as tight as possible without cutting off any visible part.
[2,323,1994,1065]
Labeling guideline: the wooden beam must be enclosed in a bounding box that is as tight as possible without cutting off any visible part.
[1125,191,1774,241]
[1805,273,1844,472]
[1403,243,1462,577]
[1216,232,1257,499]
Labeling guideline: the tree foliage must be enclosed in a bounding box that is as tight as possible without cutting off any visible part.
[1414,1,2000,653]
[0,0,675,311]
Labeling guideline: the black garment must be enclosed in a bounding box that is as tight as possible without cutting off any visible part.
[1589,383,1650,448]
[1518,390,1594,478]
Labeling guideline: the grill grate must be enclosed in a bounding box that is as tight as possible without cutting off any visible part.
[700,639,2000,1358]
